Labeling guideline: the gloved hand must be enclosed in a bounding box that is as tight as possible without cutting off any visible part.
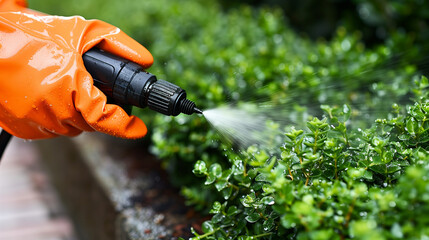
[0,1,154,139]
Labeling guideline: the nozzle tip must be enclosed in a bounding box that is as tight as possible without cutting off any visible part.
[178,98,202,115]
[194,107,203,114]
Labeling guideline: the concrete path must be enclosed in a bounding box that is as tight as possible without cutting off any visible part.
[0,137,77,240]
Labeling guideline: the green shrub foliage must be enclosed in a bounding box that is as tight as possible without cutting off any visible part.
[189,78,429,239]
[29,0,428,239]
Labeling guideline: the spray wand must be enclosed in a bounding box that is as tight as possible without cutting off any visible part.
[0,48,203,162]
[83,49,202,116]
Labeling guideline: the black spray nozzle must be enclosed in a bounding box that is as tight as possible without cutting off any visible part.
[147,79,202,116]
[82,48,202,116]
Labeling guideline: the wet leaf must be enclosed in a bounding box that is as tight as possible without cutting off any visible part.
[245,211,261,223]
[263,218,275,231]
[193,160,207,176]
[202,221,215,233]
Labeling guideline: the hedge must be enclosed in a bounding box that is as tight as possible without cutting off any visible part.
[29,0,427,239]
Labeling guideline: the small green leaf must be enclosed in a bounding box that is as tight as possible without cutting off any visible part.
[348,168,366,179]
[209,163,223,178]
[241,193,256,207]
[410,105,425,120]
[193,160,207,176]
[419,75,429,89]
[262,184,275,194]
[205,174,216,185]
[406,117,417,135]
[206,163,223,185]
[245,211,261,223]
[253,150,269,164]
[211,213,224,224]
[202,221,215,233]
[343,104,351,121]
[210,201,222,214]
[382,150,394,163]
[263,218,275,231]
[261,196,275,205]
[227,206,240,216]
[285,128,304,141]
[247,169,258,179]
[363,170,373,180]
[215,180,228,191]
[222,187,233,200]
[321,105,333,117]
[220,169,233,181]
[255,173,268,182]
[371,137,387,148]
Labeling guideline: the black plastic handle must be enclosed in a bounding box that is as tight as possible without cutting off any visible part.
[83,48,200,116]
[82,49,157,108]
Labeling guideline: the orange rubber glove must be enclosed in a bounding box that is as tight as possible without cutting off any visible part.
[0,0,27,12]
[0,1,154,139]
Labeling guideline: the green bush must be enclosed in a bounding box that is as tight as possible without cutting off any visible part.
[28,0,428,239]
[190,77,429,239]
